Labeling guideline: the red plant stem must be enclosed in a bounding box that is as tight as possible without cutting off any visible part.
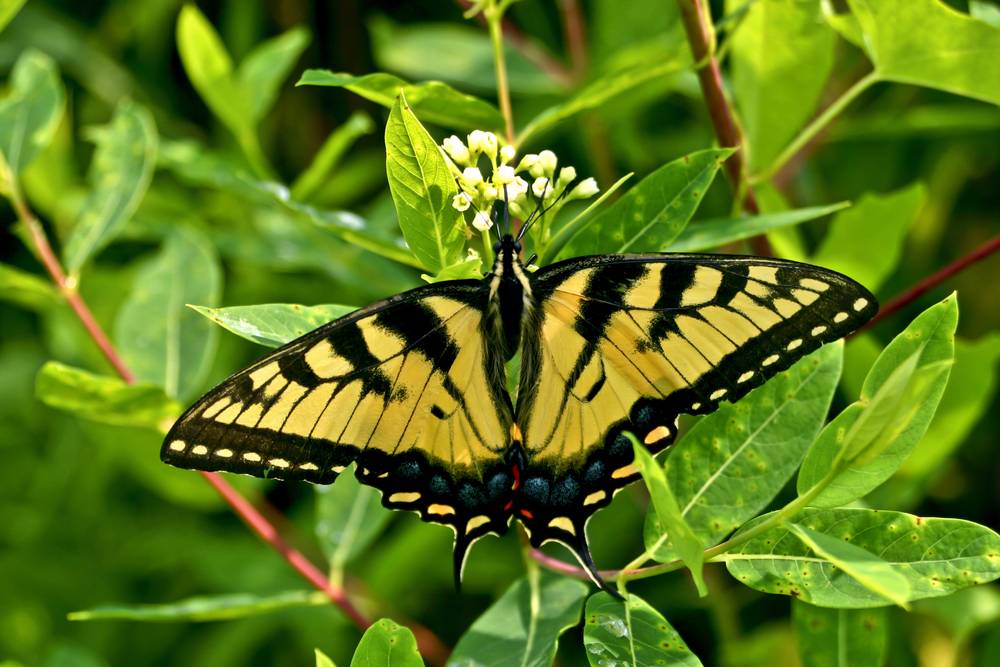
[674,0,771,256]
[559,0,588,82]
[12,188,450,665]
[857,231,1000,334]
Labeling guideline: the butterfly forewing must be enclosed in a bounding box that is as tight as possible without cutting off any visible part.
[512,254,877,547]
[162,281,516,542]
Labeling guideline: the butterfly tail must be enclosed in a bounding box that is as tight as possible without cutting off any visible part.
[563,529,624,600]
[452,530,474,592]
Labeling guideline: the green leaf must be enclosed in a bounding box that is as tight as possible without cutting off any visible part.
[797,295,957,506]
[972,0,1000,28]
[556,149,733,260]
[667,203,849,253]
[811,184,925,292]
[0,49,64,175]
[647,344,842,561]
[176,4,246,137]
[0,0,26,33]
[728,0,837,170]
[298,70,503,132]
[368,16,559,96]
[68,590,326,622]
[114,226,222,400]
[421,255,482,283]
[724,507,1000,607]
[848,0,1000,105]
[315,649,337,667]
[62,100,157,275]
[582,592,703,667]
[448,571,588,667]
[915,585,1000,645]
[315,465,392,583]
[236,26,310,123]
[632,438,707,596]
[385,95,465,273]
[785,522,912,608]
[292,111,375,201]
[0,262,59,311]
[517,51,690,145]
[541,173,634,265]
[350,619,423,667]
[792,602,888,667]
[190,303,354,348]
[35,361,180,430]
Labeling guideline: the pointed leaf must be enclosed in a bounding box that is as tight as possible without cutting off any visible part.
[351,619,423,667]
[292,111,375,201]
[811,184,925,292]
[114,226,222,400]
[633,439,706,596]
[62,100,157,274]
[849,0,1000,105]
[448,572,588,667]
[667,203,849,252]
[0,0,27,33]
[315,649,337,667]
[798,296,957,506]
[69,590,325,622]
[583,592,703,667]
[557,149,733,260]
[647,344,842,561]
[190,303,354,348]
[786,522,911,608]
[792,602,888,667]
[385,95,465,273]
[0,49,64,174]
[237,26,310,122]
[35,361,180,430]
[724,508,1000,607]
[298,70,503,132]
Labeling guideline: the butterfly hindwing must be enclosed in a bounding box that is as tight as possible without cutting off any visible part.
[162,281,516,548]
[513,254,877,550]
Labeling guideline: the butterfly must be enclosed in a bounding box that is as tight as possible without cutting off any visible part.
[162,202,877,593]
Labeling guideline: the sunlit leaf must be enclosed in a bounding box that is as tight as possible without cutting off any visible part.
[114,226,221,400]
[315,649,337,667]
[448,571,588,667]
[556,148,733,260]
[812,184,925,292]
[0,49,64,175]
[189,303,354,348]
[35,361,179,430]
[583,592,703,667]
[298,70,503,132]
[350,619,423,667]
[785,522,911,608]
[633,439,707,596]
[849,0,1000,105]
[385,95,465,273]
[62,100,157,274]
[647,345,842,561]
[729,0,836,170]
[792,602,888,667]
[0,0,26,33]
[798,295,956,506]
[69,590,326,622]
[725,508,1000,607]
[667,203,849,252]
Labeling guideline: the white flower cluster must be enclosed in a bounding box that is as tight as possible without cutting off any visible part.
[441,130,599,233]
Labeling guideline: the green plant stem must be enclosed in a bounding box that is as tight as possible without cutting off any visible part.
[237,128,276,181]
[755,72,879,184]
[485,1,516,144]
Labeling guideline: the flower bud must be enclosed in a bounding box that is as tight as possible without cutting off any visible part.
[532,177,551,199]
[518,153,539,172]
[537,149,558,174]
[472,211,492,231]
[452,192,472,211]
[500,144,517,163]
[568,177,600,200]
[442,135,470,165]
[482,184,498,200]
[508,176,529,199]
[468,130,498,160]
[494,164,516,185]
[461,167,483,186]
[557,165,577,186]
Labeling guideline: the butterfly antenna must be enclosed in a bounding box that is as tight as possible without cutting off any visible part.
[503,184,511,237]
[515,179,550,243]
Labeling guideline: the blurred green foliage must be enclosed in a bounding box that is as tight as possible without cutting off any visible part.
[2,1,1000,666]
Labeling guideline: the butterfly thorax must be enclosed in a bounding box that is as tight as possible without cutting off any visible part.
[488,234,534,360]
